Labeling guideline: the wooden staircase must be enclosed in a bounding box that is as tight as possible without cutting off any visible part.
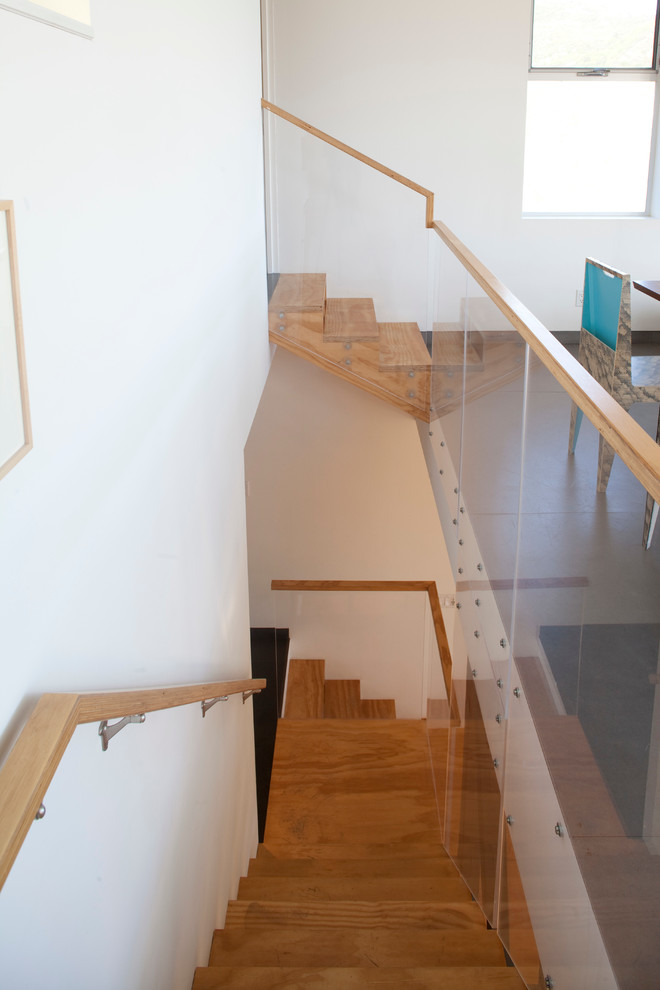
[193,715,527,988]
[268,272,529,422]
[268,273,432,421]
[284,657,397,719]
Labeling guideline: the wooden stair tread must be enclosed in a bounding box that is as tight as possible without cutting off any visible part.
[194,966,527,989]
[209,926,507,968]
[431,327,484,369]
[360,698,396,718]
[324,297,379,341]
[269,273,326,312]
[203,716,528,987]
[265,720,442,852]
[269,719,432,773]
[324,679,361,718]
[236,875,473,902]
[378,323,432,370]
[225,899,484,930]
[249,853,460,878]
[284,660,325,719]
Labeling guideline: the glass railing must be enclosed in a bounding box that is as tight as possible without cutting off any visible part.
[271,582,445,721]
[428,229,660,990]
[263,100,660,990]
[264,103,433,420]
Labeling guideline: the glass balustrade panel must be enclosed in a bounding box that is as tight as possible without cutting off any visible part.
[265,110,431,420]
[502,338,660,989]
[274,588,432,721]
[427,237,525,927]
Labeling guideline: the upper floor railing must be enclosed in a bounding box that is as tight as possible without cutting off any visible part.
[262,97,660,504]
[263,97,660,990]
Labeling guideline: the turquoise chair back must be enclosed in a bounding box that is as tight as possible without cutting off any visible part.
[582,260,623,351]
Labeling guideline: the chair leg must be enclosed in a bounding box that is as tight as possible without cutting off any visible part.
[643,405,660,549]
[569,403,583,455]
[597,436,615,492]
[644,496,658,549]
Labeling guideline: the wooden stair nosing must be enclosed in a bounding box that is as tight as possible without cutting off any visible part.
[249,851,461,878]
[431,327,484,369]
[268,273,326,313]
[259,839,448,861]
[378,322,432,371]
[236,875,471,902]
[209,925,507,968]
[225,898,486,931]
[193,966,527,989]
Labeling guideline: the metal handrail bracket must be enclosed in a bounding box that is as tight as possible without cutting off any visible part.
[201,696,228,718]
[242,689,262,704]
[98,714,146,752]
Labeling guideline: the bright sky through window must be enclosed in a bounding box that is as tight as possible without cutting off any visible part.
[531,0,659,69]
[524,0,659,213]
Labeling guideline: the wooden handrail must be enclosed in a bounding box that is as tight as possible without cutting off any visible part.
[0,677,265,892]
[433,220,660,504]
[271,579,453,705]
[261,100,435,228]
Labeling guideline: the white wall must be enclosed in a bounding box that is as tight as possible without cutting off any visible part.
[244,349,453,713]
[0,2,270,987]
[264,0,660,333]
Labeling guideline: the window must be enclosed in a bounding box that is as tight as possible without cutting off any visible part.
[522,0,660,215]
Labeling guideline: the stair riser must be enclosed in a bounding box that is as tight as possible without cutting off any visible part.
[225,900,485,930]
[194,967,528,990]
[248,853,460,878]
[236,876,470,901]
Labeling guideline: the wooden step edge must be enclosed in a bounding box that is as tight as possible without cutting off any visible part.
[378,323,432,371]
[249,851,460,878]
[269,273,326,313]
[193,966,527,989]
[208,925,508,968]
[236,876,471,901]
[224,898,486,930]
[431,327,484,368]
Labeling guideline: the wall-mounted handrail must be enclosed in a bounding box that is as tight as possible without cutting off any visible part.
[261,100,435,228]
[432,220,660,504]
[271,579,453,708]
[0,677,265,893]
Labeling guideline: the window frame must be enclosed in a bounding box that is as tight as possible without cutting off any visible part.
[524,0,660,217]
[528,0,660,73]
[0,0,93,39]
